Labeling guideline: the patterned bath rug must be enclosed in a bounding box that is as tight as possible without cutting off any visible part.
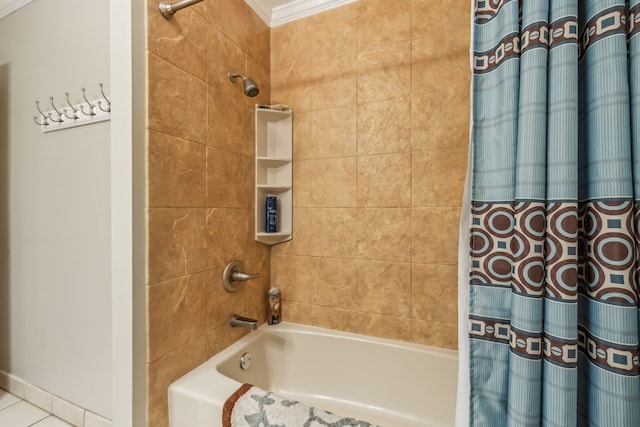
[222,383,382,427]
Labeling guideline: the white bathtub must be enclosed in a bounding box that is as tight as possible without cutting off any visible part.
[168,322,458,427]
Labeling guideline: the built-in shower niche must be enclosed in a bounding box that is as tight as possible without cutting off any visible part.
[254,106,292,245]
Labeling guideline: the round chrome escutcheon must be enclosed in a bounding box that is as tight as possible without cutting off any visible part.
[240,352,251,370]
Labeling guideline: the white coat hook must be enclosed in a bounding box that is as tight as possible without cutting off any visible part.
[33,100,49,126]
[98,83,111,112]
[48,97,64,123]
[64,92,80,119]
[33,115,47,126]
[79,88,96,116]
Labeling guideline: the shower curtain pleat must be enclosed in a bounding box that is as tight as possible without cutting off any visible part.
[463,0,640,425]
[456,127,473,427]
[455,4,476,427]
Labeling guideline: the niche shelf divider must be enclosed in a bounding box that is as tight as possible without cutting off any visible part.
[254,105,293,245]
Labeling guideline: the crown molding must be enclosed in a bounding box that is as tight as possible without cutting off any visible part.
[0,0,33,20]
[245,0,357,28]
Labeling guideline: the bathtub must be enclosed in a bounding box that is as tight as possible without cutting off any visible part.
[168,322,458,427]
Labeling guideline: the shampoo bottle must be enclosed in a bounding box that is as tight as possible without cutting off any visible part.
[268,287,281,325]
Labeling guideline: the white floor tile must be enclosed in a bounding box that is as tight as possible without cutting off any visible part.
[0,389,21,411]
[84,411,112,427]
[0,400,48,425]
[31,415,74,426]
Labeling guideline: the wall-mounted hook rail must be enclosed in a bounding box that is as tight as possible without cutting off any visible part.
[33,84,111,133]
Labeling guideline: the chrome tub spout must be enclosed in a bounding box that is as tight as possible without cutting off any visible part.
[230,314,258,331]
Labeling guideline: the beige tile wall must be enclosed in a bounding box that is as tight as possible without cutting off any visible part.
[270,0,470,348]
[145,1,271,426]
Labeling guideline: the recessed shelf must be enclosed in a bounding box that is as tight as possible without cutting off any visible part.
[254,105,293,245]
[256,160,292,188]
[257,185,291,191]
[256,231,291,237]
[257,157,292,164]
[256,109,292,159]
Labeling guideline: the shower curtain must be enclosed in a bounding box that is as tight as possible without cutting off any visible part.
[463,0,640,425]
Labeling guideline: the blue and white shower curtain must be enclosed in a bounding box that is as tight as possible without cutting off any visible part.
[463,0,640,425]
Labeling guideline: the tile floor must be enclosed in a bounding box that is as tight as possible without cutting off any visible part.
[0,389,72,426]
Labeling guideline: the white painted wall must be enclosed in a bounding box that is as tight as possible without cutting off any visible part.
[0,0,112,418]
[109,0,147,424]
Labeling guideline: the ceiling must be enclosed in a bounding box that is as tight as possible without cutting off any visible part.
[0,0,32,20]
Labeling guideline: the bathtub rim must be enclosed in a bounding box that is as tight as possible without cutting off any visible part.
[168,321,459,427]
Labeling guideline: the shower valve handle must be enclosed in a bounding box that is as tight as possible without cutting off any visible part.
[231,271,260,282]
[223,260,259,292]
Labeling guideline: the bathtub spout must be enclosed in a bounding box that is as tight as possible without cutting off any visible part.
[230,314,258,331]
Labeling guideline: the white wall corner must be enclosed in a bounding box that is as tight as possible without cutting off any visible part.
[0,370,25,398]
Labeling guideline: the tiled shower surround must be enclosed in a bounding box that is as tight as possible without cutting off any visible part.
[146,0,470,426]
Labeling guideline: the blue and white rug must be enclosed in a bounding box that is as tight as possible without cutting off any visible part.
[223,383,381,427]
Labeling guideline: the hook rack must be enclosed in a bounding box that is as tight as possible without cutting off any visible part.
[33,83,111,133]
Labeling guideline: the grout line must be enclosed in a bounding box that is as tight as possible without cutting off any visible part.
[0,398,22,412]
[0,393,53,427]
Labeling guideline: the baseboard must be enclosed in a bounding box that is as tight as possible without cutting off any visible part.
[0,370,112,427]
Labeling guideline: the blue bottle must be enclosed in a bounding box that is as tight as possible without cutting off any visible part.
[265,196,277,233]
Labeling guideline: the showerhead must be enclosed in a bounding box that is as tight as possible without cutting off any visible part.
[228,71,260,97]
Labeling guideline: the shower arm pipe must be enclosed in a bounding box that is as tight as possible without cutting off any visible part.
[159,0,204,19]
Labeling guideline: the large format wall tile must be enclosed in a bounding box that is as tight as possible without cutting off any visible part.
[147,273,207,363]
[357,208,411,262]
[148,53,207,144]
[147,2,206,80]
[357,153,411,207]
[148,208,207,285]
[148,131,206,208]
[357,41,411,104]
[205,147,252,208]
[357,0,411,48]
[357,260,412,318]
[411,207,461,265]
[308,157,357,208]
[357,97,411,155]
[412,147,468,207]
[308,106,357,159]
[411,263,458,324]
[147,339,207,427]
[271,17,310,70]
[308,3,357,61]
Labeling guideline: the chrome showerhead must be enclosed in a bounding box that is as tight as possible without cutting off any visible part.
[228,71,260,97]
